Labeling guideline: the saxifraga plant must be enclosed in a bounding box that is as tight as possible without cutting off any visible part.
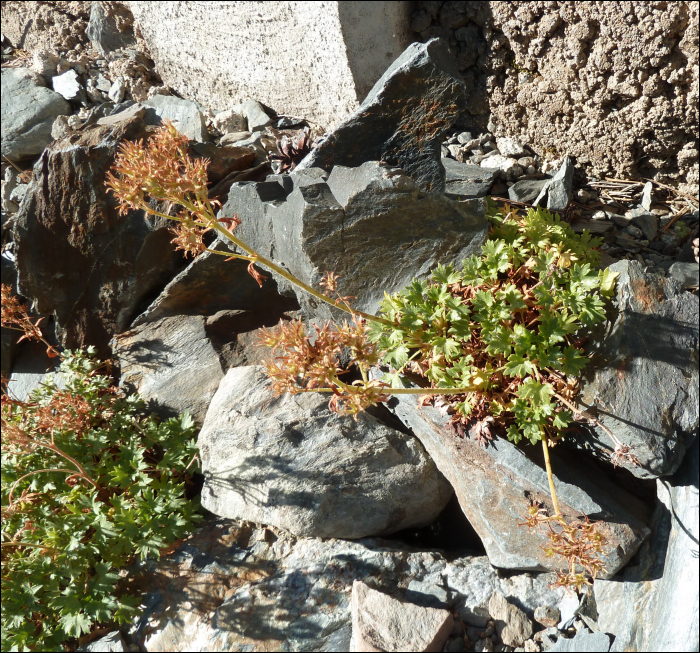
[105,122,640,589]
[1,295,201,651]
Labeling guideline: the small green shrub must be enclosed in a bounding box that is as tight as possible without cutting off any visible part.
[1,349,202,652]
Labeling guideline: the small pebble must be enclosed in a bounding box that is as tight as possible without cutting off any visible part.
[626,225,644,238]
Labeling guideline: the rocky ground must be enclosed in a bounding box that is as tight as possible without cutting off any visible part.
[1,5,699,653]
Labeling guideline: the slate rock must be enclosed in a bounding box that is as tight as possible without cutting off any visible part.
[580,260,699,478]
[107,77,126,104]
[1,253,20,376]
[508,179,550,204]
[143,94,208,142]
[13,117,182,357]
[223,161,487,321]
[350,580,453,652]
[198,366,453,539]
[125,519,564,652]
[296,38,467,194]
[6,341,65,402]
[442,157,496,199]
[236,98,271,131]
[488,592,532,647]
[86,0,138,57]
[534,156,574,211]
[630,211,658,241]
[569,219,614,234]
[548,631,611,652]
[130,235,298,328]
[52,69,83,101]
[1,68,72,160]
[594,436,699,652]
[188,142,256,185]
[375,371,650,574]
[113,315,223,425]
[668,261,699,289]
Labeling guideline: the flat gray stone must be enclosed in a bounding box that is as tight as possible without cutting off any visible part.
[375,371,650,575]
[488,592,532,647]
[1,68,71,160]
[198,366,453,539]
[77,630,127,652]
[508,179,550,203]
[114,315,223,425]
[143,94,208,142]
[237,98,271,131]
[630,211,658,241]
[86,0,137,57]
[580,261,699,477]
[442,157,496,199]
[549,631,610,652]
[297,38,467,194]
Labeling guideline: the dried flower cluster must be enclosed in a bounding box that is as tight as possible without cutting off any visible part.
[1,283,58,359]
[520,502,607,590]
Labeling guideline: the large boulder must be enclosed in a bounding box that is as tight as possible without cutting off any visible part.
[223,162,487,320]
[198,366,453,539]
[297,38,467,194]
[375,372,651,576]
[13,117,183,357]
[580,260,699,478]
[113,315,223,426]
[125,518,565,652]
[1,68,72,161]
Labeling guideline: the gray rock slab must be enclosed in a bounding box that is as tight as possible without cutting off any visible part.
[569,219,614,234]
[548,631,611,652]
[223,161,487,321]
[508,179,550,204]
[52,69,83,101]
[143,94,208,142]
[198,366,453,539]
[130,234,298,328]
[442,157,496,199]
[1,68,71,160]
[13,118,182,358]
[296,38,466,194]
[237,98,271,131]
[126,518,565,652]
[580,261,699,478]
[534,157,574,212]
[113,315,223,425]
[350,580,453,652]
[374,371,650,575]
[595,436,699,652]
[86,0,137,57]
[77,630,127,652]
[668,261,699,289]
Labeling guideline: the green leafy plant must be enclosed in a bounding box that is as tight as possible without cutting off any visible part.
[105,123,638,589]
[1,348,201,651]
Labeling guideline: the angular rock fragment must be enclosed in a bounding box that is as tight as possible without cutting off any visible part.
[488,592,532,647]
[350,580,453,652]
[442,157,496,199]
[549,631,611,652]
[13,117,182,357]
[224,161,487,320]
[113,315,223,425]
[297,38,467,193]
[375,371,650,574]
[1,68,72,160]
[198,366,453,539]
[87,0,138,57]
[581,261,699,477]
[52,69,83,101]
[534,156,574,211]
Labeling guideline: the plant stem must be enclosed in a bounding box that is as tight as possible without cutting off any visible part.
[540,430,562,518]
[552,391,626,449]
[8,468,86,506]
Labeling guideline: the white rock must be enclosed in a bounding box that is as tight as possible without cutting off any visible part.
[496,136,527,158]
[108,77,126,103]
[212,108,247,133]
[52,69,82,101]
